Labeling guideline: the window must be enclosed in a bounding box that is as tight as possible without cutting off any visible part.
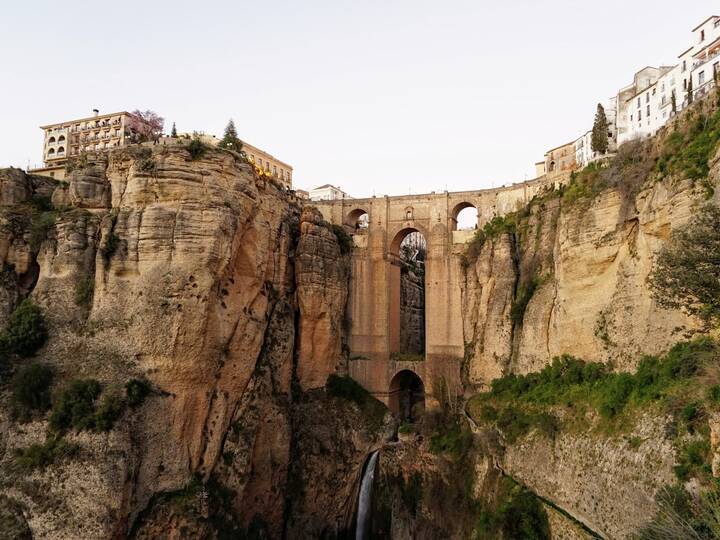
[683,60,687,72]
[701,30,705,41]
[652,88,656,96]
[638,110,642,121]
[647,105,650,116]
[630,114,633,121]
[646,93,650,103]
[699,71,706,85]
[637,97,641,107]
[684,78,687,89]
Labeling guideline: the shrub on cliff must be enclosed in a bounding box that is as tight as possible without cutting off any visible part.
[11,363,54,418]
[126,378,152,407]
[656,106,720,194]
[649,204,720,326]
[460,214,517,268]
[49,379,126,432]
[13,436,78,471]
[475,477,550,540]
[325,374,386,430]
[0,299,48,358]
[188,136,209,160]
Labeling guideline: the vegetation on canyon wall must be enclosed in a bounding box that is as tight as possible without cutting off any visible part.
[649,203,720,326]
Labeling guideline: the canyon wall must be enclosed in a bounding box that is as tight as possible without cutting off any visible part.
[461,166,716,388]
[0,145,366,539]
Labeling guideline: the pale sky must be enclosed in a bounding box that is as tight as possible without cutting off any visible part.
[1,1,717,197]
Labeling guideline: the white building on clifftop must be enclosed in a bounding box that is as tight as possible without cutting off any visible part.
[617,15,720,145]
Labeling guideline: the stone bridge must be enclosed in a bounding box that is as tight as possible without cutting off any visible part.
[312,174,565,412]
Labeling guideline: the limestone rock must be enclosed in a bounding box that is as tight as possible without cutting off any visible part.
[295,207,350,390]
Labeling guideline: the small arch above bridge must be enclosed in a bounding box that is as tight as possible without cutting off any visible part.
[345,208,369,230]
[451,201,478,231]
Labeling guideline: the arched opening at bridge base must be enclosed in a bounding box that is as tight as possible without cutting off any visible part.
[389,370,425,422]
[389,229,426,361]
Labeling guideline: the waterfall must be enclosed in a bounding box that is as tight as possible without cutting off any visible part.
[355,450,380,540]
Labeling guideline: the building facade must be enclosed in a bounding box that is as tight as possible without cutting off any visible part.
[617,16,720,144]
[543,141,577,175]
[34,110,133,179]
[309,184,348,201]
[242,141,293,188]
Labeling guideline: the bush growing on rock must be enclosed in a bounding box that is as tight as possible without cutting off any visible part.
[11,363,54,417]
[0,299,48,357]
[188,137,209,160]
[48,379,125,432]
[475,477,550,540]
[325,374,386,430]
[125,378,152,407]
[649,204,720,326]
[13,436,78,471]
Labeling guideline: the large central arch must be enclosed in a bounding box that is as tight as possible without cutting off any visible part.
[388,227,426,358]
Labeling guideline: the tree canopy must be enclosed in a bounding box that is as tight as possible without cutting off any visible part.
[649,204,720,325]
[591,103,609,154]
[127,110,164,143]
[219,119,243,153]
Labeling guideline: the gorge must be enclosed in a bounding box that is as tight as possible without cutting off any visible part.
[1,92,720,540]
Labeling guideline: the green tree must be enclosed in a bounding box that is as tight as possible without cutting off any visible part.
[591,103,609,154]
[171,122,177,137]
[219,119,243,153]
[687,77,694,105]
[649,204,720,325]
[12,363,54,413]
[1,299,47,357]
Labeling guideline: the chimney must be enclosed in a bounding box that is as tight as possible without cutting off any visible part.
[92,109,99,117]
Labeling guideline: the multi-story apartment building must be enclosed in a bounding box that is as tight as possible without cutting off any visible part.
[33,110,133,179]
[617,16,720,144]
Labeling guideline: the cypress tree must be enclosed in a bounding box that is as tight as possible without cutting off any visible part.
[687,77,694,105]
[171,122,177,137]
[220,119,242,153]
[591,103,609,154]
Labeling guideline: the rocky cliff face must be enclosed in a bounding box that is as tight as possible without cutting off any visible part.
[0,145,363,539]
[462,169,713,388]
[458,143,720,538]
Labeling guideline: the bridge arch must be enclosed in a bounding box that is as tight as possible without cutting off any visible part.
[345,208,369,231]
[388,227,426,357]
[451,201,478,231]
[389,369,425,421]
[389,226,429,255]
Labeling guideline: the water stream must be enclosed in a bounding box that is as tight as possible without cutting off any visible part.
[355,450,380,540]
